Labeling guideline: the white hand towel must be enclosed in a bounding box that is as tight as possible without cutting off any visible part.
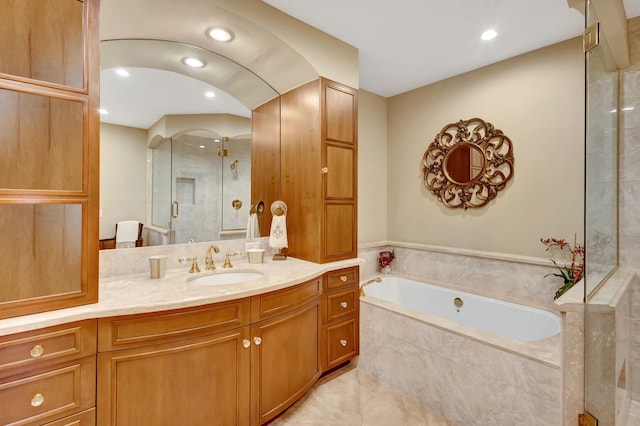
[268,215,288,249]
[116,220,139,243]
[246,213,260,238]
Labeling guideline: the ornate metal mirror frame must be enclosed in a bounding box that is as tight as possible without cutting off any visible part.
[422,118,514,209]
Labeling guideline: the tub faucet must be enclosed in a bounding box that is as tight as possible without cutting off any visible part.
[359,277,382,297]
[205,245,220,270]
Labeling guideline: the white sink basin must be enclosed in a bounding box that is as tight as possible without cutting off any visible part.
[187,271,263,286]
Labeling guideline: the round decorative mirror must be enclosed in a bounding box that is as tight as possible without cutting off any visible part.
[423,118,514,209]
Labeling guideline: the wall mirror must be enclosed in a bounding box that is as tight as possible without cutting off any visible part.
[99,39,279,247]
[423,118,514,209]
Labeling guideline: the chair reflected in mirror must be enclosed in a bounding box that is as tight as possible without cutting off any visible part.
[99,221,144,250]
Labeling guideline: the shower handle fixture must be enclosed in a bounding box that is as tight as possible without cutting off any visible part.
[230,159,239,171]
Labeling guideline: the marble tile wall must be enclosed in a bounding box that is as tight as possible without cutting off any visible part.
[359,242,559,310]
[359,302,562,425]
[619,16,640,405]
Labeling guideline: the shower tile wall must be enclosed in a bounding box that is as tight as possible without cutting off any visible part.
[620,16,640,402]
[221,138,251,232]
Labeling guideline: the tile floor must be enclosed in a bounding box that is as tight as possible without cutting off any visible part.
[269,363,452,426]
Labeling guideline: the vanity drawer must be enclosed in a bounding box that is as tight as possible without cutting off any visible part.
[0,356,96,426]
[323,288,358,323]
[42,408,95,426]
[0,320,97,378]
[324,267,359,291]
[322,318,359,371]
[251,278,322,322]
[98,298,251,351]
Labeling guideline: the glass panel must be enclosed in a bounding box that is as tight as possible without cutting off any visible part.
[222,136,252,232]
[170,134,222,243]
[0,88,84,191]
[152,139,172,230]
[0,204,82,302]
[0,0,85,89]
[585,28,619,295]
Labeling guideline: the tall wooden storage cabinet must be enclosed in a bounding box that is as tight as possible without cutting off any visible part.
[280,78,358,263]
[0,0,100,319]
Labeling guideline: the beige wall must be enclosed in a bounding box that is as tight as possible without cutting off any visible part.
[357,90,388,243]
[379,37,584,257]
[99,123,148,240]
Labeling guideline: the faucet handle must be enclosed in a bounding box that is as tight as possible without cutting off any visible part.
[222,252,239,269]
[179,256,201,273]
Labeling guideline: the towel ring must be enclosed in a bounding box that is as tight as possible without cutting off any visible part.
[270,200,287,216]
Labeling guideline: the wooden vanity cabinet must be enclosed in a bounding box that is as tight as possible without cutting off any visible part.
[0,0,100,319]
[321,267,360,371]
[0,320,97,425]
[96,279,322,426]
[250,278,322,425]
[279,78,358,263]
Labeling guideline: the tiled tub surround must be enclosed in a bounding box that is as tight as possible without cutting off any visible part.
[358,242,585,425]
[359,281,562,425]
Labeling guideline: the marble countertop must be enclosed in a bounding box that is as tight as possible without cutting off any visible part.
[0,257,364,337]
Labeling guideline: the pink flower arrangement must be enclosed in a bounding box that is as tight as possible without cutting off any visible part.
[540,235,585,300]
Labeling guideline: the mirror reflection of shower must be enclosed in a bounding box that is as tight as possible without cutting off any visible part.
[150,127,251,245]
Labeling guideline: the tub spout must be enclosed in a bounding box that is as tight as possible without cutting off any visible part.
[359,277,382,297]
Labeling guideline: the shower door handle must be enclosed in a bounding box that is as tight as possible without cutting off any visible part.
[172,202,179,218]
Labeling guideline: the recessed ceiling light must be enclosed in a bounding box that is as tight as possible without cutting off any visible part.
[205,91,216,98]
[98,109,108,115]
[481,29,498,41]
[182,57,206,68]
[207,26,234,42]
[115,69,130,77]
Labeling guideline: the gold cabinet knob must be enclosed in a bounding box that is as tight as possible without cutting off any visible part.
[321,167,329,174]
[31,393,45,407]
[30,344,44,358]
[340,301,348,309]
[253,336,262,346]
[340,276,347,282]
[340,339,347,347]
[243,339,251,349]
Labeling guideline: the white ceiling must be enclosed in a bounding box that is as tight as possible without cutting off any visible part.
[265,0,640,97]
[101,0,640,129]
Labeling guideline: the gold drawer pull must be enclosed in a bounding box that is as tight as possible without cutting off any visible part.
[31,393,45,407]
[340,276,348,282]
[340,301,348,309]
[30,344,44,358]
[340,339,347,347]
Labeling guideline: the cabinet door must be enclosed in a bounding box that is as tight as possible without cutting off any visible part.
[0,0,99,319]
[250,301,321,425]
[97,327,251,426]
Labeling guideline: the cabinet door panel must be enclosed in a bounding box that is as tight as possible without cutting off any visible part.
[323,318,359,371]
[0,0,85,89]
[97,328,251,426]
[251,301,320,425]
[324,203,355,260]
[0,88,84,191]
[325,144,354,199]
[0,204,83,309]
[324,82,356,144]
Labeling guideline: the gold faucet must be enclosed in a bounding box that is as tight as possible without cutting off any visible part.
[359,277,382,297]
[205,245,220,270]
[222,252,238,268]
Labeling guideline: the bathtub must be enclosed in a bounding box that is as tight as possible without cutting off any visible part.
[362,275,560,341]
[358,275,563,425]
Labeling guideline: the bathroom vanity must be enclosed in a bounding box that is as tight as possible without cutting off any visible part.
[0,260,361,425]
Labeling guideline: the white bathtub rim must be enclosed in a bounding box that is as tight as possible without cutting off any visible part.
[366,272,559,315]
[360,276,561,369]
